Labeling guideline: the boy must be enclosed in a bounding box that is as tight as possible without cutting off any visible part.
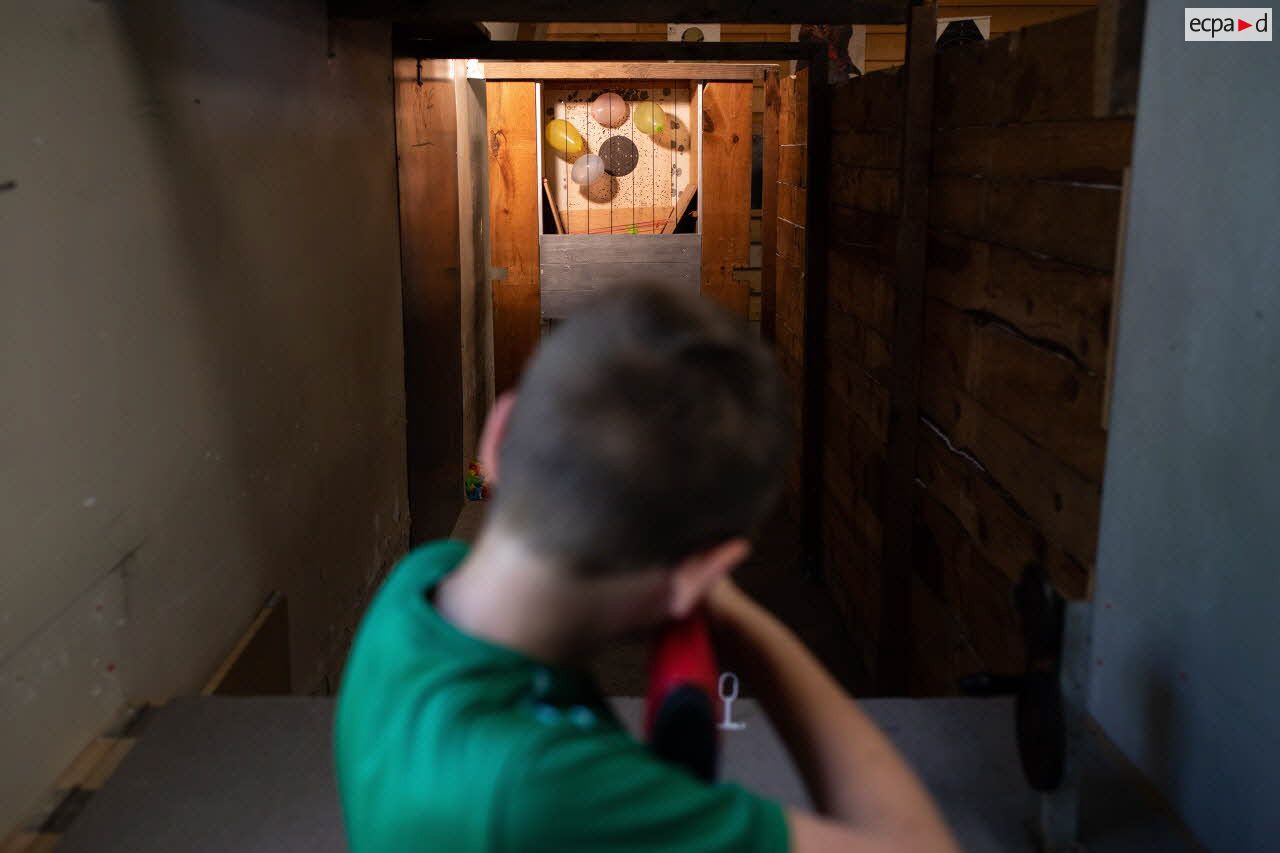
[335,286,958,852]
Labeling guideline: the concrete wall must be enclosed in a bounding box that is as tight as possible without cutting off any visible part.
[0,0,407,831]
[1089,10,1280,852]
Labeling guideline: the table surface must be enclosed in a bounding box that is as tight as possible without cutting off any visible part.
[57,695,1196,852]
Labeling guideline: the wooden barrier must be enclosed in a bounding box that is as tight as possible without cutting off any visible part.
[812,8,1132,694]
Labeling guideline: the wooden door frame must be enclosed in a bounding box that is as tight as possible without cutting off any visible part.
[394,36,831,577]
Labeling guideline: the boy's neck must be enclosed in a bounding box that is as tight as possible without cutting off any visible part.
[435,529,666,668]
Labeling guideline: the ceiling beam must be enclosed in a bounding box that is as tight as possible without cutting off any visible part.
[335,1,908,25]
[483,61,768,81]
[394,39,828,61]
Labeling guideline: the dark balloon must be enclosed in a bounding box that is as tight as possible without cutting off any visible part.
[599,136,639,177]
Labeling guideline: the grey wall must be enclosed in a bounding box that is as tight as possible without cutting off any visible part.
[0,0,407,832]
[1089,9,1280,852]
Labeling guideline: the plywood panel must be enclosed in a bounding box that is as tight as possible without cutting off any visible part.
[700,82,754,318]
[486,82,541,393]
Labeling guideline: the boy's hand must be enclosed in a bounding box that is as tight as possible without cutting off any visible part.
[705,577,753,624]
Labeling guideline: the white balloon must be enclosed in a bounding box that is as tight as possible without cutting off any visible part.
[571,153,605,185]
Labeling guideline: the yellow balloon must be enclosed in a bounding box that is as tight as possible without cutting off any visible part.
[632,102,666,135]
[545,119,584,158]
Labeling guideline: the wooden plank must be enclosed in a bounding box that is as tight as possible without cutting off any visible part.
[921,298,1108,481]
[760,67,780,341]
[907,572,985,696]
[830,165,899,215]
[831,129,900,170]
[542,179,565,234]
[778,142,807,186]
[915,424,1091,599]
[914,489,1027,676]
[539,235,702,318]
[540,233,700,264]
[925,232,1114,374]
[541,262,701,288]
[201,593,291,695]
[337,0,910,25]
[394,58,464,542]
[929,175,1124,270]
[487,81,541,393]
[931,119,1133,185]
[484,61,767,80]
[878,0,936,695]
[828,241,897,336]
[777,182,807,224]
[918,375,1102,566]
[700,81,754,318]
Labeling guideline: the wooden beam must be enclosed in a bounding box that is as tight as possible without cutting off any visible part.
[486,82,541,393]
[394,57,466,543]
[700,82,754,319]
[347,1,910,25]
[879,0,937,695]
[484,61,768,81]
[801,47,832,582]
[760,67,781,341]
[395,40,835,62]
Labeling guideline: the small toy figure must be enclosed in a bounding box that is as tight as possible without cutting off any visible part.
[465,461,489,501]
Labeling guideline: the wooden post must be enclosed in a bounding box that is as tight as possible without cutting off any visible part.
[394,57,465,543]
[801,48,830,581]
[878,0,937,694]
[485,82,541,393]
[760,67,781,342]
[701,81,755,319]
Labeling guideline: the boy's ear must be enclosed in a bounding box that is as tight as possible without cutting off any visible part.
[479,392,517,485]
[668,538,751,620]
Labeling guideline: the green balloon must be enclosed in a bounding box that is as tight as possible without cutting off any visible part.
[632,102,666,135]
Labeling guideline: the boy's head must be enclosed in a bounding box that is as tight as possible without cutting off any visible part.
[481,285,789,596]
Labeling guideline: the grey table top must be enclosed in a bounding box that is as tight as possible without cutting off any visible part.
[57,695,1195,852]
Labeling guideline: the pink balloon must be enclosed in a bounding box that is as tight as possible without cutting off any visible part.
[590,92,628,128]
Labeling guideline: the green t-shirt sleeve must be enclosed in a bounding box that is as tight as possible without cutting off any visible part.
[496,726,789,853]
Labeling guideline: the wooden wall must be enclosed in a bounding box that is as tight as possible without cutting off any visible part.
[822,69,903,679]
[815,9,1132,694]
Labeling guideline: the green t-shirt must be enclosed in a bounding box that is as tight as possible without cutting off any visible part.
[335,540,789,853]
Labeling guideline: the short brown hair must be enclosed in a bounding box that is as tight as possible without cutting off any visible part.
[491,285,790,574]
